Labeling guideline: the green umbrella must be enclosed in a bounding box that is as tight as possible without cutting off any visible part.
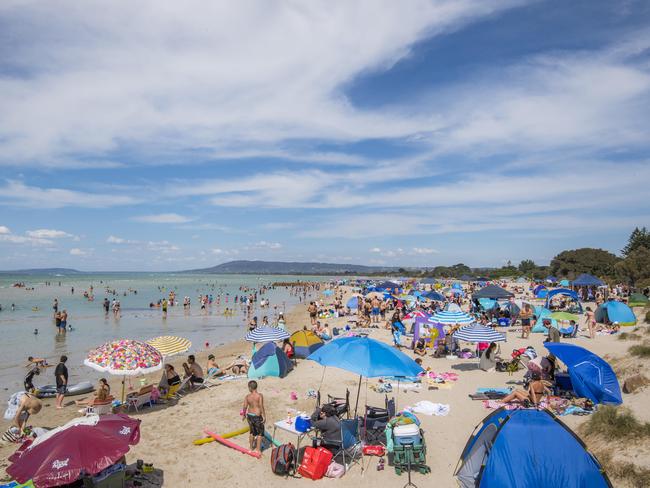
[549,311,579,322]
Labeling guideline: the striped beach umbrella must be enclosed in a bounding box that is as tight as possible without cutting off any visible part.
[147,336,192,357]
[245,326,290,343]
[428,310,474,325]
[453,324,506,343]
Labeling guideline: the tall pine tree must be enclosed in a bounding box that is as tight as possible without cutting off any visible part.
[622,227,650,257]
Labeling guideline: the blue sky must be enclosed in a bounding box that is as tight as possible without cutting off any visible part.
[1,0,649,271]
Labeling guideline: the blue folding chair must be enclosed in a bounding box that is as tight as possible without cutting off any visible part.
[329,419,363,472]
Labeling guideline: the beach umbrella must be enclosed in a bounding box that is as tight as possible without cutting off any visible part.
[346,296,359,309]
[549,312,579,322]
[245,326,290,343]
[421,290,445,301]
[429,310,474,325]
[323,289,334,296]
[7,414,140,487]
[544,343,622,405]
[307,336,424,414]
[147,335,192,357]
[84,339,163,401]
[453,324,506,343]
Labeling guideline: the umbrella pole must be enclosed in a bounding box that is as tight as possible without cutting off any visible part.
[121,375,126,403]
[354,374,362,418]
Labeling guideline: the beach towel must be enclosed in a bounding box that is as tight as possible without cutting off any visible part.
[406,401,450,416]
[476,387,512,394]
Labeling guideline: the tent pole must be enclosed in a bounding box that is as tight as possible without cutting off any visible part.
[354,374,362,417]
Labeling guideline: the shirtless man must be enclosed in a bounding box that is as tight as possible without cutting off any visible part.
[307,301,318,326]
[13,392,42,432]
[242,380,266,455]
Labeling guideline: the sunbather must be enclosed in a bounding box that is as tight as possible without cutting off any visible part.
[502,372,551,405]
[75,379,113,406]
[206,354,223,377]
[182,354,204,387]
[223,356,249,375]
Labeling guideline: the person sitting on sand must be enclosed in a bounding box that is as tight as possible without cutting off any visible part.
[75,378,113,406]
[206,354,222,377]
[319,323,331,341]
[183,354,204,387]
[413,339,427,357]
[479,342,501,372]
[242,380,265,455]
[502,372,551,405]
[282,339,294,359]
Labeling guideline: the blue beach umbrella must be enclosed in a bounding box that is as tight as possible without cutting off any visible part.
[453,324,506,343]
[421,291,445,301]
[346,296,359,309]
[307,336,424,414]
[544,343,622,405]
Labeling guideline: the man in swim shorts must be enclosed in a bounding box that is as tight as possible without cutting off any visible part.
[242,380,265,455]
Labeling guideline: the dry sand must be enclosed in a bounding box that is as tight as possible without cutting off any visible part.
[1,285,649,487]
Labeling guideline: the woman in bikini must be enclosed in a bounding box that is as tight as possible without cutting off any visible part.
[502,372,550,405]
[585,306,596,339]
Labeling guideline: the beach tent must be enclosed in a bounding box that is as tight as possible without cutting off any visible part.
[455,408,612,488]
[375,281,399,291]
[478,298,497,311]
[532,307,557,333]
[472,284,514,299]
[452,282,463,290]
[445,302,463,313]
[460,274,474,282]
[545,288,583,313]
[629,293,649,307]
[248,342,293,379]
[572,273,605,287]
[515,277,528,284]
[533,284,548,298]
[545,342,622,405]
[545,275,557,283]
[346,296,359,309]
[559,279,571,287]
[421,290,445,301]
[290,330,324,359]
[595,301,637,327]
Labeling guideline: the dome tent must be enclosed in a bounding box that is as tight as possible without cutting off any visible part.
[290,330,324,358]
[248,342,293,379]
[455,408,612,488]
[595,301,637,327]
[545,288,583,313]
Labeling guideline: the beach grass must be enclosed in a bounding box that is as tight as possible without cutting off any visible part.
[628,343,650,358]
[595,450,650,488]
[618,332,641,341]
[582,406,650,439]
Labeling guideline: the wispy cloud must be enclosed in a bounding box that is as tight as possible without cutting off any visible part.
[0,180,139,208]
[26,229,75,239]
[132,213,195,224]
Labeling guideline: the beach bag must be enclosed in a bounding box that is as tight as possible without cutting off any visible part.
[298,446,333,480]
[325,461,345,478]
[271,443,296,476]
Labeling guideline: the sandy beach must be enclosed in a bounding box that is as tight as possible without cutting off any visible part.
[2,284,648,487]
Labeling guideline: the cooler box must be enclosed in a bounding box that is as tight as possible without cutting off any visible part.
[497,318,510,327]
[393,424,421,446]
[298,446,333,480]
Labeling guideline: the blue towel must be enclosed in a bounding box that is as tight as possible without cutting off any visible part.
[476,387,512,394]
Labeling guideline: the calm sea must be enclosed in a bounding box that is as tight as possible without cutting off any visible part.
[0,273,325,400]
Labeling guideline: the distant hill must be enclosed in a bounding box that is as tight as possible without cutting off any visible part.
[185,260,396,275]
[0,268,83,275]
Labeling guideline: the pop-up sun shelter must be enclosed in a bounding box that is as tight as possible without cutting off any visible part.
[248,342,293,379]
[290,330,324,358]
[472,284,514,299]
[455,408,612,488]
[544,342,622,405]
[533,284,548,298]
[545,288,583,313]
[595,301,637,327]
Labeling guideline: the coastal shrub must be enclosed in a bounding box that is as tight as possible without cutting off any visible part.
[596,450,650,488]
[582,406,650,439]
[628,344,650,358]
[618,332,641,341]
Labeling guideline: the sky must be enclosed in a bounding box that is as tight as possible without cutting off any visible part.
[1,0,649,271]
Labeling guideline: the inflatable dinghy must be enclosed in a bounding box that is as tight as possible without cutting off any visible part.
[34,381,95,398]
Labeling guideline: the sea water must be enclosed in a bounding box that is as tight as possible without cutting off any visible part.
[0,273,324,400]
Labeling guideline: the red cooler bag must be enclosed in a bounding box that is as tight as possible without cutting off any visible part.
[298,447,333,480]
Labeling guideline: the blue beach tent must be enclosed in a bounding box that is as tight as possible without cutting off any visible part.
[544,342,622,405]
[545,288,582,312]
[595,301,637,327]
[533,284,548,298]
[248,342,293,379]
[346,296,359,309]
[455,408,612,488]
[572,273,605,287]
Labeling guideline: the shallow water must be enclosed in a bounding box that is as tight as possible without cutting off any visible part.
[0,273,324,400]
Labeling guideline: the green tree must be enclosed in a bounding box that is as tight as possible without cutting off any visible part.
[622,227,650,257]
[615,246,650,287]
[518,259,537,275]
[549,248,620,279]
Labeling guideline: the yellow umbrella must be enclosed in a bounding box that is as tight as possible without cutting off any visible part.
[147,336,192,357]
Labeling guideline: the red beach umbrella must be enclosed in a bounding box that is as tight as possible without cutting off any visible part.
[7,414,140,487]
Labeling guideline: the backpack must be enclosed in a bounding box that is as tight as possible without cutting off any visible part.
[271,443,296,476]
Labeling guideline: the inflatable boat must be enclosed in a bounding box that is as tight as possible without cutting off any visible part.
[34,381,95,398]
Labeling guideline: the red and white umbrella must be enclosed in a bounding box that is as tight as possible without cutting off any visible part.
[8,414,140,487]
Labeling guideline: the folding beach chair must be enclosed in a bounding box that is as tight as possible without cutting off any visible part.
[317,389,350,419]
[328,418,363,472]
[362,396,395,446]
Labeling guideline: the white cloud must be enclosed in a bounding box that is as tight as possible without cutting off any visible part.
[0,180,139,208]
[369,247,382,253]
[0,226,10,234]
[107,235,138,244]
[147,240,180,253]
[26,229,73,239]
[69,247,89,256]
[412,247,438,255]
[250,241,282,250]
[132,213,194,224]
[0,1,524,167]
